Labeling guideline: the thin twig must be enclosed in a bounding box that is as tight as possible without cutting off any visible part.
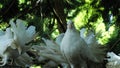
[109,38,120,51]
[3,0,15,15]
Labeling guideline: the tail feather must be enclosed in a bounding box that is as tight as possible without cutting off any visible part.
[80,28,107,63]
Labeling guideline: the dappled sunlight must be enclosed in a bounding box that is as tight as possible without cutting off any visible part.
[30,66,41,68]
[19,0,25,4]
[94,17,116,44]
[72,9,116,45]
[95,22,106,33]
[51,20,59,38]
[108,25,115,34]
[85,0,92,3]
[99,25,115,44]
[68,9,76,17]
[73,10,87,29]
[51,29,59,38]
[0,4,3,8]
[0,23,8,30]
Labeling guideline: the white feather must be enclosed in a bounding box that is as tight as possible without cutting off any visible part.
[106,52,120,68]
[0,28,15,66]
[80,28,106,63]
[10,19,36,54]
[55,33,64,46]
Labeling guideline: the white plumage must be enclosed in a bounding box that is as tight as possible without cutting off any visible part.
[41,38,66,63]
[55,33,64,46]
[106,52,120,68]
[10,19,36,54]
[80,28,106,63]
[0,28,15,66]
[60,20,88,68]
[0,19,37,66]
[60,20,106,68]
[10,19,36,45]
[0,30,5,36]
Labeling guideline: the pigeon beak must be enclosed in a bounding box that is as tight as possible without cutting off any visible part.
[67,23,72,29]
[67,20,73,29]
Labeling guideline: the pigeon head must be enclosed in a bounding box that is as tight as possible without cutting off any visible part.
[67,20,75,29]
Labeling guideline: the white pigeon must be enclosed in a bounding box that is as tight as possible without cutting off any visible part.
[0,19,37,66]
[9,19,37,54]
[80,28,107,63]
[60,20,89,68]
[60,20,107,68]
[106,52,120,68]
